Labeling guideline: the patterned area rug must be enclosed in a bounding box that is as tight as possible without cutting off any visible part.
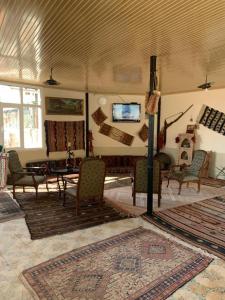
[201,177,225,187]
[16,191,129,240]
[143,195,225,260]
[0,191,24,223]
[21,227,212,300]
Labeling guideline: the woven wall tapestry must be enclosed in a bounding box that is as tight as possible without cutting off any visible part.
[138,124,148,142]
[198,105,225,135]
[99,123,134,146]
[44,120,85,155]
[92,107,107,125]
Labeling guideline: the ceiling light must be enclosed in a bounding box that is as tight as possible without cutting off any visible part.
[44,68,60,86]
[197,75,214,90]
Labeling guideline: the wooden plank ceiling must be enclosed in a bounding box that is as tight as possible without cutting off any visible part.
[1,0,225,94]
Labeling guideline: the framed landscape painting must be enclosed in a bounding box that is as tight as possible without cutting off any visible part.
[45,97,84,115]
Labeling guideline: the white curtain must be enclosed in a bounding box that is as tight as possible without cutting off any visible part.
[0,153,8,190]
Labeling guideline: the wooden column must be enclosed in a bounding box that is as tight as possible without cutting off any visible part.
[85,92,89,157]
[146,56,157,216]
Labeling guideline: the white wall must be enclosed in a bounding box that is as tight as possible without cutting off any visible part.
[3,80,225,177]
[161,88,225,177]
[89,93,149,156]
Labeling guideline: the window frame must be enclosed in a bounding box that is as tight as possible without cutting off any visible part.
[0,83,43,151]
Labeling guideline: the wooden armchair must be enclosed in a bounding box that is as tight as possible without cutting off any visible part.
[8,150,47,199]
[167,150,207,194]
[63,158,106,215]
[132,158,162,207]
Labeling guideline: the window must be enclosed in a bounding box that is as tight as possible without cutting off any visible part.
[0,84,42,149]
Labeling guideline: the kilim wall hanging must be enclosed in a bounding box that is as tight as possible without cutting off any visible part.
[44,120,85,155]
[92,107,107,125]
[198,105,225,135]
[99,123,134,146]
[138,124,148,142]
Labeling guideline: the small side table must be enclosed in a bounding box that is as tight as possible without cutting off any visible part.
[50,167,79,197]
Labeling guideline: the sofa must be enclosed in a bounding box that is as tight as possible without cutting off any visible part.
[100,155,145,174]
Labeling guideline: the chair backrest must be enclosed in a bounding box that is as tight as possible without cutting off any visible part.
[187,150,207,177]
[77,158,106,201]
[7,150,23,181]
[134,157,161,194]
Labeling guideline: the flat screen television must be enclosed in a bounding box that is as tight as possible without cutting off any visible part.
[112,103,141,122]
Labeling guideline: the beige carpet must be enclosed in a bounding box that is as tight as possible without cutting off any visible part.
[104,180,225,216]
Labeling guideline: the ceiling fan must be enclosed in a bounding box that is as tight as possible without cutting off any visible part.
[197,75,214,90]
[44,68,60,86]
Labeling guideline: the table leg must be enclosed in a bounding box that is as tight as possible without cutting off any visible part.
[57,174,61,197]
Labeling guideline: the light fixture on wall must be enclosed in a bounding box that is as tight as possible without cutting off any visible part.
[44,68,60,86]
[197,75,214,91]
[98,96,107,106]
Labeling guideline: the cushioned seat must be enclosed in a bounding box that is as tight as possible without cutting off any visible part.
[16,175,46,186]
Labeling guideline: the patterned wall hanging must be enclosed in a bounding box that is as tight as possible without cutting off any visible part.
[99,123,134,146]
[44,120,85,155]
[91,107,107,125]
[138,124,148,142]
[198,105,225,135]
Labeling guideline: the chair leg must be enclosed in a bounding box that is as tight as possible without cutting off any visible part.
[178,182,182,195]
[23,186,25,193]
[133,192,136,206]
[76,199,80,216]
[167,178,170,187]
[63,191,66,206]
[13,185,16,199]
[46,181,49,192]
[158,191,161,207]
[197,180,201,192]
[35,186,38,200]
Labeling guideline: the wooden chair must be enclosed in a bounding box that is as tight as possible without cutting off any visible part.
[132,158,162,207]
[63,158,106,215]
[167,150,207,194]
[8,150,47,199]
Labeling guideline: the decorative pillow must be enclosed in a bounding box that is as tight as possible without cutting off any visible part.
[138,124,148,142]
[92,107,107,125]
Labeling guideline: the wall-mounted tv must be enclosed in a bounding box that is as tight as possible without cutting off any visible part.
[112,103,141,122]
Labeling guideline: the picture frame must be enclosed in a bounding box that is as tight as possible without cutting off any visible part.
[45,97,84,115]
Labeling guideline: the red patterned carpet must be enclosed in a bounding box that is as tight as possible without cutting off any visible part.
[22,227,212,300]
[143,195,225,259]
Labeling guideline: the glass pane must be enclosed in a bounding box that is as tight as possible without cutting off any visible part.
[0,85,21,104]
[24,107,42,148]
[23,88,41,105]
[3,108,20,148]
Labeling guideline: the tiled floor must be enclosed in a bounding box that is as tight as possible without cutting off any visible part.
[105,180,225,216]
[1,184,225,299]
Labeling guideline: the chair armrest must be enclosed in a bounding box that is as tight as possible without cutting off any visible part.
[23,166,46,170]
[14,171,36,175]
